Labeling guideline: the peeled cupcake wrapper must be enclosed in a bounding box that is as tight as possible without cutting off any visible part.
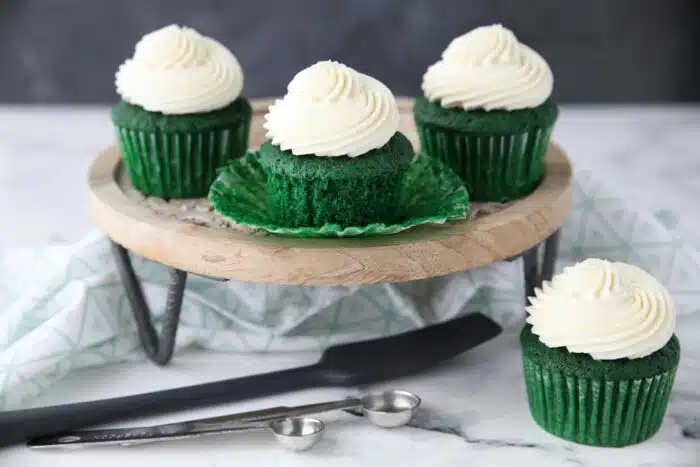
[208,151,469,238]
[417,123,553,202]
[115,119,250,199]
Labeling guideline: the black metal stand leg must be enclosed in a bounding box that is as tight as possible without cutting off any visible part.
[522,229,561,305]
[522,245,540,303]
[540,229,561,283]
[110,240,187,366]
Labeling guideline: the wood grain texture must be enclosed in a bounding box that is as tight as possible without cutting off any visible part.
[87,98,573,285]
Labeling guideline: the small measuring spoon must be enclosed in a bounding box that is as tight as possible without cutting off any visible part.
[27,389,419,450]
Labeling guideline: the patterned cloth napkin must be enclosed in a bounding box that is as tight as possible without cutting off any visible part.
[1,170,699,409]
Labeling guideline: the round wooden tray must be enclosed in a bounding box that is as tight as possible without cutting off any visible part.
[88,98,573,285]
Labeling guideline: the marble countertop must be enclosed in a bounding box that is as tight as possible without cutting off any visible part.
[0,105,699,466]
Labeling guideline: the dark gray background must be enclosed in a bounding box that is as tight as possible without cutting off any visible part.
[1,0,699,104]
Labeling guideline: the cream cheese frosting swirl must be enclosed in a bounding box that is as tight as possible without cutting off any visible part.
[115,24,243,115]
[263,60,399,157]
[422,24,553,111]
[526,258,675,360]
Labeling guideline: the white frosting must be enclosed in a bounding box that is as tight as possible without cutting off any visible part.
[115,24,243,115]
[422,24,553,111]
[526,258,675,360]
[263,60,399,157]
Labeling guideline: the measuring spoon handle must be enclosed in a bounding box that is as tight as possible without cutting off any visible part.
[27,398,362,449]
[191,398,363,428]
[27,420,269,449]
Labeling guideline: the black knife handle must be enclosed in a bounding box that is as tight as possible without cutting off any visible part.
[0,365,320,448]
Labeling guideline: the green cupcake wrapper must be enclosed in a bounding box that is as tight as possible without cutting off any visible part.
[115,118,250,199]
[209,151,469,238]
[416,124,553,202]
[522,353,677,447]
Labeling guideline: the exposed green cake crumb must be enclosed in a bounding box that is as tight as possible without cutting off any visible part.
[520,325,680,381]
[111,97,252,133]
[258,132,415,227]
[413,97,558,135]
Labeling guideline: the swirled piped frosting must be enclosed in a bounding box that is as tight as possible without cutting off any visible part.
[263,60,399,157]
[422,24,553,111]
[526,258,675,360]
[115,24,243,115]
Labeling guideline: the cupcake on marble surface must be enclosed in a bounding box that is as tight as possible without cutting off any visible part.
[521,258,680,447]
[111,24,251,199]
[260,60,414,228]
[414,24,558,202]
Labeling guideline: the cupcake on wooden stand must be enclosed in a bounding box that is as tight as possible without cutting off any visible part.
[111,24,251,199]
[260,60,414,228]
[208,60,470,237]
[414,24,558,202]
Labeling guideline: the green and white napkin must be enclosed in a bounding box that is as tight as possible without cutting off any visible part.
[1,170,699,409]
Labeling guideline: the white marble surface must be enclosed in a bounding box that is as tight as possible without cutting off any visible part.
[0,106,699,466]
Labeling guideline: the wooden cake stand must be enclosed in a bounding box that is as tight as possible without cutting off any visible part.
[88,98,573,365]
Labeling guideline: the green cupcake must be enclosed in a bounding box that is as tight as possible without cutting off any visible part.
[414,24,558,202]
[258,134,413,227]
[522,258,680,447]
[111,24,251,199]
[260,60,413,228]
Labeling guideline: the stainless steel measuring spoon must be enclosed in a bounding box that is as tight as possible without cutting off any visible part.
[27,389,420,450]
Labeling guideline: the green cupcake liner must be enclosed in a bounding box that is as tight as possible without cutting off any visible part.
[523,359,676,447]
[115,118,250,199]
[209,151,469,238]
[417,124,553,202]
